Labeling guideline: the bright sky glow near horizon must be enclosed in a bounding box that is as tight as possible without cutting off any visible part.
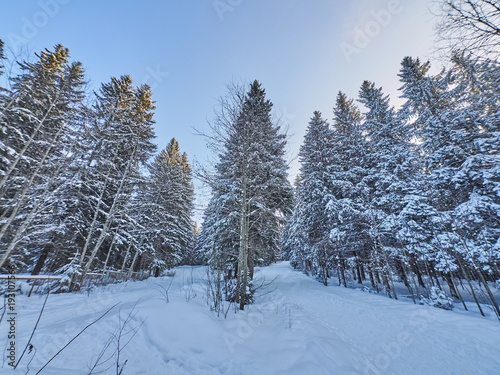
[0,0,439,222]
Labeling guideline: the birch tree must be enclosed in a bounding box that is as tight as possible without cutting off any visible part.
[435,0,500,60]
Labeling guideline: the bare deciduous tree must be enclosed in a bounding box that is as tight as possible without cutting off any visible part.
[435,0,500,59]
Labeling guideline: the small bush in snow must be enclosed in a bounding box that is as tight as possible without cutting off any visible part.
[420,287,453,310]
[362,286,376,294]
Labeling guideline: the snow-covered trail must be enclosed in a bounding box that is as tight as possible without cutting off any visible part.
[2,262,499,374]
[252,262,500,375]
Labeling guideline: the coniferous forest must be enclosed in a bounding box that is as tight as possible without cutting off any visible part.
[1,1,500,373]
[281,55,500,318]
[1,37,498,317]
[0,43,195,290]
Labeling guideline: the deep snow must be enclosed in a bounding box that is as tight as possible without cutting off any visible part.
[2,262,499,374]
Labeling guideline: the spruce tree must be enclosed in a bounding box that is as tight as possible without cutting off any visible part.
[293,111,334,284]
[357,81,418,292]
[326,92,366,287]
[0,45,86,270]
[141,138,194,275]
[282,175,309,269]
[397,55,500,313]
[200,80,293,309]
[69,76,156,288]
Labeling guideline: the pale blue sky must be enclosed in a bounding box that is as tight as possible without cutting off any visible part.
[0,0,438,219]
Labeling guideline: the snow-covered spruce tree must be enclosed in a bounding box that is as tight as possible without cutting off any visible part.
[326,92,367,288]
[179,148,196,264]
[357,81,420,296]
[446,53,500,316]
[398,56,500,316]
[285,111,335,285]
[138,138,194,276]
[395,56,473,302]
[200,80,293,310]
[0,45,86,270]
[357,80,416,218]
[22,117,89,276]
[396,57,455,285]
[282,175,309,269]
[69,76,156,289]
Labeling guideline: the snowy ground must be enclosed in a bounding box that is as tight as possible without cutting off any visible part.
[1,262,500,375]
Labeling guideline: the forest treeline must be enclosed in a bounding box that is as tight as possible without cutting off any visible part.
[281,53,500,317]
[194,53,500,316]
[195,0,500,315]
[1,0,499,318]
[0,41,196,290]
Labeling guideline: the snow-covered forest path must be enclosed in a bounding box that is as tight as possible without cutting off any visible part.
[250,262,500,375]
[3,262,500,374]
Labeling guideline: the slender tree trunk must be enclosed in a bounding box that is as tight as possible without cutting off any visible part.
[121,243,133,272]
[238,179,249,310]
[102,233,117,271]
[241,214,249,310]
[360,264,366,281]
[406,273,416,304]
[460,259,485,316]
[410,272,421,303]
[127,250,139,279]
[424,260,435,287]
[248,247,255,280]
[444,273,459,298]
[352,266,357,283]
[476,268,500,319]
[432,268,442,289]
[79,151,136,284]
[396,259,410,288]
[388,271,398,300]
[0,123,67,244]
[414,262,425,289]
[451,273,468,311]
[31,243,52,275]
[0,138,76,268]
[0,90,63,192]
[382,272,392,298]
[461,240,500,319]
[340,262,347,287]
[77,167,112,267]
[369,268,378,292]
